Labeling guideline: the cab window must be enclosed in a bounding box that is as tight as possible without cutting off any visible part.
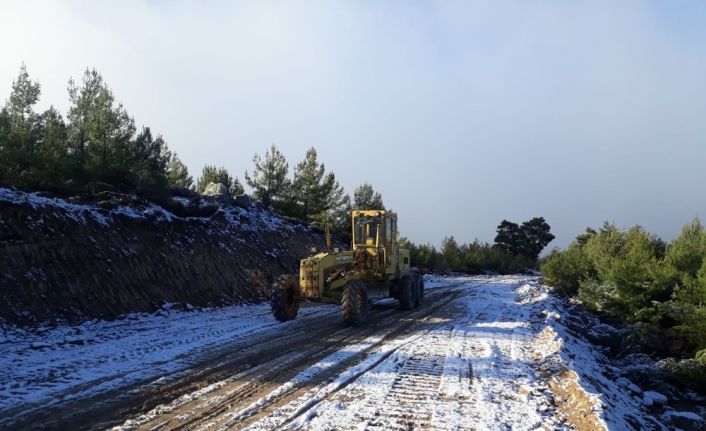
[354,216,381,246]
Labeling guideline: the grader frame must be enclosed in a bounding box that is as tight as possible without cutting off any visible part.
[271,210,424,325]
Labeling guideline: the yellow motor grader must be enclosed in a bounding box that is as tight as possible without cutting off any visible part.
[271,210,424,326]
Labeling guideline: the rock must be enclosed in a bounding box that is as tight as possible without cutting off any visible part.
[202,183,230,202]
[663,411,703,431]
[88,181,120,194]
[643,391,668,406]
[169,186,198,198]
[166,199,219,218]
[196,200,220,217]
[617,378,642,394]
[169,196,193,208]
[627,382,642,394]
[97,200,120,210]
[34,191,55,198]
[232,194,251,208]
[93,192,146,211]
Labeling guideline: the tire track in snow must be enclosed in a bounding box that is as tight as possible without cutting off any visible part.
[286,277,569,431]
[279,288,494,430]
[110,280,468,431]
[456,280,569,430]
[1,303,342,429]
[355,327,452,430]
[207,292,466,430]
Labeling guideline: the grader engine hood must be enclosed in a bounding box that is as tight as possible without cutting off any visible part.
[299,257,319,298]
[299,251,355,299]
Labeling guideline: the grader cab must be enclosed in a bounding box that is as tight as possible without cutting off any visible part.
[271,210,424,325]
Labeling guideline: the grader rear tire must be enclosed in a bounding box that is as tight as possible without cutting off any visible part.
[271,274,300,322]
[398,275,415,310]
[342,280,368,326]
[414,274,425,307]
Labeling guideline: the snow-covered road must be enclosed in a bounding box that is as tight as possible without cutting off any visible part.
[2,276,698,430]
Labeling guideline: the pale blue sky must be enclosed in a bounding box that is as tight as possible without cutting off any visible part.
[2,1,706,249]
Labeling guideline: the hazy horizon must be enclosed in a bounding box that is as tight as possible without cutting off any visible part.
[2,1,706,249]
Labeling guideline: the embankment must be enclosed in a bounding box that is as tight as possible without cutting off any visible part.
[0,189,324,325]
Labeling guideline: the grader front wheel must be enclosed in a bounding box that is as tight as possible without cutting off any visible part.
[342,280,368,326]
[271,274,300,322]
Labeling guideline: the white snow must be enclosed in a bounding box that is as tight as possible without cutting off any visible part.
[0,187,303,233]
[0,301,339,426]
[240,277,670,430]
[2,275,683,430]
[277,277,562,430]
[0,188,111,225]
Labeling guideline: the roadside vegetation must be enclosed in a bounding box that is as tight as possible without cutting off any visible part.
[0,65,383,234]
[401,217,554,275]
[0,64,557,274]
[541,220,706,388]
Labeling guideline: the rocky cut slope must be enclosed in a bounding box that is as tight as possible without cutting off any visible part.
[0,188,326,325]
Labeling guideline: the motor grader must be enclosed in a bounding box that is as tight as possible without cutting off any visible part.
[271,210,424,326]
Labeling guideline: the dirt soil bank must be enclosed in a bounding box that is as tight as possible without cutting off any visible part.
[0,188,324,325]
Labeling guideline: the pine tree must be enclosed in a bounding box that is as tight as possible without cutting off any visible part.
[32,106,70,190]
[66,68,136,188]
[245,144,289,208]
[331,193,352,232]
[322,172,349,219]
[7,64,41,123]
[292,147,327,217]
[493,218,553,260]
[291,147,349,221]
[128,127,169,199]
[519,217,555,260]
[0,109,12,185]
[196,165,233,193]
[0,65,175,198]
[441,236,461,269]
[353,183,384,210]
[666,218,706,277]
[164,150,194,189]
[1,64,42,185]
[494,220,522,255]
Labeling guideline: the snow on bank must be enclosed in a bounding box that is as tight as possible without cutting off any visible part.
[0,188,114,225]
[0,187,301,233]
[517,281,704,430]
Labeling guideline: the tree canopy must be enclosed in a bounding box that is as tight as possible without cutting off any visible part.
[0,65,178,200]
[244,144,289,208]
[353,183,384,210]
[196,165,243,196]
[494,217,554,260]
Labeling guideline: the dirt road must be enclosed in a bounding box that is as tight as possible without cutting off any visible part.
[2,276,683,430]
